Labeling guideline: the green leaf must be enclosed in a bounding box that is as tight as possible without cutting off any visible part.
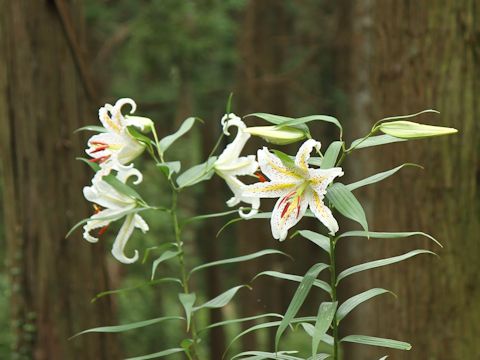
[346,163,422,191]
[151,250,181,280]
[252,270,331,296]
[189,249,288,276]
[103,174,144,202]
[226,92,234,113]
[231,351,302,360]
[65,207,149,238]
[158,117,200,154]
[337,250,435,284]
[275,263,330,350]
[226,317,317,356]
[76,157,101,172]
[127,126,155,147]
[182,209,242,226]
[341,335,411,350]
[245,113,310,134]
[176,156,217,188]
[194,285,247,311]
[277,115,342,138]
[326,183,368,232]
[293,230,331,254]
[349,135,407,150]
[70,316,183,338]
[272,149,296,168]
[125,348,185,360]
[336,288,393,323]
[179,293,196,331]
[301,323,334,346]
[312,302,337,358]
[308,157,323,167]
[91,277,182,302]
[142,243,178,264]
[199,313,283,333]
[74,125,107,133]
[374,109,440,125]
[337,230,442,247]
[156,161,181,178]
[320,141,343,169]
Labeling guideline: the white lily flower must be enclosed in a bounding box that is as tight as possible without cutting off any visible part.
[86,98,153,173]
[83,167,148,264]
[214,113,260,218]
[242,139,343,241]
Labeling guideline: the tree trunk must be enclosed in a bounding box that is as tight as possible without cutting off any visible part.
[344,1,480,358]
[0,1,120,359]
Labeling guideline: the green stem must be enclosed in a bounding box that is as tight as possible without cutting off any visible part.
[329,236,339,360]
[171,191,200,360]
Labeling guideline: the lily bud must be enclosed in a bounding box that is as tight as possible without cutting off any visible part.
[378,121,458,139]
[124,115,154,132]
[245,126,307,145]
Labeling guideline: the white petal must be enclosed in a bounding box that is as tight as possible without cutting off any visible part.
[124,115,153,132]
[98,105,122,133]
[257,147,302,182]
[86,132,122,159]
[111,213,139,264]
[116,134,146,165]
[295,139,321,172]
[116,166,143,185]
[270,193,309,241]
[308,167,344,195]
[216,155,258,176]
[134,214,149,232]
[216,119,251,166]
[242,180,299,199]
[307,190,339,235]
[83,180,135,209]
[221,175,260,218]
[82,208,122,243]
[221,113,242,132]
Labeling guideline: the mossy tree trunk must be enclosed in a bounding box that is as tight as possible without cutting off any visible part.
[0,1,120,359]
[342,1,480,358]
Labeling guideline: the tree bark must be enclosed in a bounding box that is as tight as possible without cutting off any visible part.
[343,1,480,358]
[0,0,120,359]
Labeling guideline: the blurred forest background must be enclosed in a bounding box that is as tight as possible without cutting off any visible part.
[0,0,479,359]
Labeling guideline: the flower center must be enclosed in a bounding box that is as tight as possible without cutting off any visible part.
[279,182,309,219]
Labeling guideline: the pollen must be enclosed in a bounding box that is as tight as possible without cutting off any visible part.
[255,171,269,182]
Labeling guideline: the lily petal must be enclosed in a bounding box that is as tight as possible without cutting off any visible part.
[257,147,302,182]
[308,167,344,195]
[307,190,338,235]
[82,208,125,243]
[216,155,258,177]
[242,180,298,199]
[271,192,309,241]
[111,213,139,264]
[295,139,321,172]
[223,176,260,218]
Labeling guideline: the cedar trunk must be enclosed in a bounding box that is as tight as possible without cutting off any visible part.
[343,1,480,359]
[0,0,120,359]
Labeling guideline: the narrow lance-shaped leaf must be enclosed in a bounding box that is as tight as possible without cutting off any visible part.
[277,114,342,138]
[336,288,394,323]
[312,302,337,358]
[337,250,435,284]
[159,117,199,154]
[301,323,334,346]
[320,141,343,169]
[245,113,309,133]
[231,351,302,360]
[293,230,330,254]
[189,249,288,276]
[275,263,330,350]
[252,270,331,296]
[326,183,368,232]
[151,250,181,280]
[346,163,422,191]
[341,335,412,351]
[199,313,283,333]
[125,348,185,360]
[178,293,196,331]
[176,156,217,188]
[337,230,442,248]
[74,125,107,133]
[349,134,406,150]
[194,285,247,311]
[70,316,184,338]
[103,173,145,202]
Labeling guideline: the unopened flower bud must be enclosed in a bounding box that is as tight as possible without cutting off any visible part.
[245,126,307,145]
[378,121,457,139]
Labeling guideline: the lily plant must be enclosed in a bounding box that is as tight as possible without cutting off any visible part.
[69,99,457,360]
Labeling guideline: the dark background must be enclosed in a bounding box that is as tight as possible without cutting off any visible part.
[0,0,478,359]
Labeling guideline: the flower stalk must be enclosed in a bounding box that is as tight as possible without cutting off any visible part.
[329,235,339,360]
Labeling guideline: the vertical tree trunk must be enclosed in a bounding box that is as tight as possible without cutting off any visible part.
[0,1,120,359]
[344,1,480,358]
